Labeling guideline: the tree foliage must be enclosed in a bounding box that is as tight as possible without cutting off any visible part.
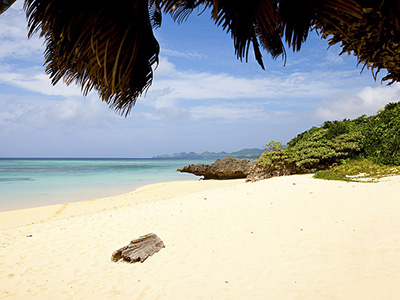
[1,0,399,114]
[315,1,400,84]
[361,102,400,165]
[259,141,292,168]
[287,129,362,172]
[259,101,400,175]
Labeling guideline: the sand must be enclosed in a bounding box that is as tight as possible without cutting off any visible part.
[1,174,400,300]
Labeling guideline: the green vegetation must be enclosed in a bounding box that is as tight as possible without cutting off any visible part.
[260,141,289,166]
[361,103,400,165]
[314,158,400,183]
[258,101,400,182]
[258,141,294,173]
[287,127,362,172]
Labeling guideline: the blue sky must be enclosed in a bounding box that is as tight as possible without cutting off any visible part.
[1,1,400,158]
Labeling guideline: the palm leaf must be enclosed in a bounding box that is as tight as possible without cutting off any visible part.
[157,0,284,68]
[0,0,16,14]
[18,0,400,115]
[25,0,160,116]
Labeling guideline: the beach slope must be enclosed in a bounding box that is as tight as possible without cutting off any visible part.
[1,175,400,299]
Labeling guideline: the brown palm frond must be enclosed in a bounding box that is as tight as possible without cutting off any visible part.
[25,0,160,116]
[17,0,400,115]
[0,0,16,14]
[314,0,400,84]
[278,0,363,52]
[278,0,314,51]
[210,0,283,68]
[149,0,163,29]
[254,0,285,60]
[157,0,284,69]
[165,0,201,23]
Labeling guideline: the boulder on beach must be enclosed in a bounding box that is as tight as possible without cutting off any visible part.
[177,157,253,180]
[245,160,295,182]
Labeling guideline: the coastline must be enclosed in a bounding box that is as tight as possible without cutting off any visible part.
[0,179,244,230]
[1,174,400,299]
[0,157,209,212]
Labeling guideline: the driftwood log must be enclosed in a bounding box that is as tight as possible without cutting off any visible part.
[111,233,165,263]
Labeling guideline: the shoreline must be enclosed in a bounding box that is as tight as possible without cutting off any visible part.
[0,178,245,230]
[2,174,400,299]
[0,176,200,213]
[0,176,194,212]
[0,157,209,212]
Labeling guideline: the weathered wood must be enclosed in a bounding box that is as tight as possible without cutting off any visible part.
[111,233,165,263]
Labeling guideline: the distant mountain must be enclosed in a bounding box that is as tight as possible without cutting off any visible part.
[153,148,264,159]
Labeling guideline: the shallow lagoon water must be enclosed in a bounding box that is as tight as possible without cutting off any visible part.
[0,158,213,211]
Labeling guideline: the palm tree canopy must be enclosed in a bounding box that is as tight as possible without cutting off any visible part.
[0,0,16,14]
[2,0,400,114]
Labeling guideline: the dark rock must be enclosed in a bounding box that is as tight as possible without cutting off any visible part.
[177,157,253,180]
[245,160,295,182]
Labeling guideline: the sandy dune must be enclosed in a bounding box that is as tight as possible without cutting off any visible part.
[1,174,400,299]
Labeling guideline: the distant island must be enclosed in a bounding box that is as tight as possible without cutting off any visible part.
[153,148,264,159]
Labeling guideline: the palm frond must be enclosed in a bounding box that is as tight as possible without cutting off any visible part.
[25,0,160,116]
[157,0,284,68]
[18,0,400,115]
[149,1,162,29]
[314,0,400,84]
[278,0,314,51]
[0,0,16,14]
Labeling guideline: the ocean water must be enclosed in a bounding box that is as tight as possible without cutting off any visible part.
[0,158,215,211]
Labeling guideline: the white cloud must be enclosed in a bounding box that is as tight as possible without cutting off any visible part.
[160,48,204,60]
[153,57,179,76]
[0,41,390,126]
[189,103,265,121]
[0,1,44,60]
[0,66,85,97]
[0,94,120,135]
[0,10,380,126]
[324,50,346,66]
[155,105,189,120]
[137,61,375,122]
[2,5,399,158]
[147,68,355,104]
[0,0,82,99]
[314,84,400,120]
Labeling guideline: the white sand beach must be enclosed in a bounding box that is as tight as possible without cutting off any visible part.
[1,174,400,300]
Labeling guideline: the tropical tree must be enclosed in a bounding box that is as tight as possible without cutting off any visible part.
[1,0,400,115]
[0,0,16,14]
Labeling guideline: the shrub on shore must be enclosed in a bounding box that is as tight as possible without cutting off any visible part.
[247,141,295,182]
[361,102,400,165]
[256,101,400,181]
[314,158,400,182]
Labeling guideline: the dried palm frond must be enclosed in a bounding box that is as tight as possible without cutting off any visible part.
[278,0,363,51]
[315,0,400,84]
[25,0,159,116]
[0,0,16,14]
[156,0,284,69]
[17,0,400,115]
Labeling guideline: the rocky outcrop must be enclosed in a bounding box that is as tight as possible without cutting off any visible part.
[177,157,253,179]
[177,157,298,181]
[245,160,295,182]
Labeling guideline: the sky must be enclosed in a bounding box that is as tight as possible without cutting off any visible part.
[1,1,400,158]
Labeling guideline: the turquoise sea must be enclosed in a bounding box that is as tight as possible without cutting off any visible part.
[0,158,214,211]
